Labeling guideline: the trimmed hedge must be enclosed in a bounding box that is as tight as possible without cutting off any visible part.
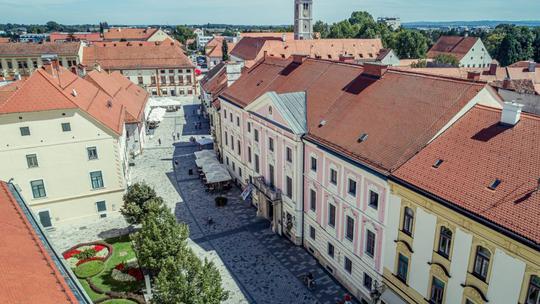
[74,260,105,278]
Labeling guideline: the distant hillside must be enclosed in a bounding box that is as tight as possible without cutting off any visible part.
[403,20,540,28]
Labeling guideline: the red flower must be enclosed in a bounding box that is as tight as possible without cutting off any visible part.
[63,249,81,259]
[115,263,125,271]
[94,244,106,252]
[76,256,105,266]
[127,268,144,281]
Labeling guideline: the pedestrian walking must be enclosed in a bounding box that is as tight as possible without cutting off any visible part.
[177,132,180,138]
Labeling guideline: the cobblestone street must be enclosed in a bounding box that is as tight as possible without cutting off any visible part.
[52,99,356,304]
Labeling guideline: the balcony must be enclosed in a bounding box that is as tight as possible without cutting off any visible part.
[253,176,281,202]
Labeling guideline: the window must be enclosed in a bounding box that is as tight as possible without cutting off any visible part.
[328,203,336,227]
[348,178,357,196]
[397,254,409,282]
[61,122,71,132]
[327,243,335,258]
[236,117,240,127]
[473,246,491,281]
[26,154,38,168]
[20,126,30,136]
[160,76,167,84]
[437,227,453,258]
[310,157,317,171]
[138,76,143,85]
[346,216,354,241]
[366,230,376,257]
[268,138,274,152]
[30,180,46,198]
[268,165,275,188]
[37,210,52,228]
[369,190,379,209]
[309,226,316,240]
[286,147,292,162]
[268,106,272,115]
[430,277,445,304]
[229,114,233,123]
[90,171,104,189]
[232,162,235,171]
[87,147,98,160]
[224,131,228,145]
[226,156,229,165]
[247,122,251,133]
[526,275,540,304]
[344,257,352,274]
[224,109,227,119]
[238,167,242,177]
[169,75,175,83]
[237,140,241,155]
[310,189,316,211]
[286,176,292,199]
[403,207,414,235]
[248,147,252,163]
[254,154,260,173]
[330,168,337,185]
[151,76,156,84]
[363,273,373,290]
[96,201,107,214]
[254,129,259,142]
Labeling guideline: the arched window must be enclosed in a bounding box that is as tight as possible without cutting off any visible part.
[473,246,491,281]
[526,275,540,304]
[437,227,452,258]
[402,207,414,235]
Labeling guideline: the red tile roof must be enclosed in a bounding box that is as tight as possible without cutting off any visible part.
[103,27,158,41]
[394,105,540,247]
[0,65,148,135]
[83,40,194,70]
[221,57,488,174]
[201,62,228,102]
[427,36,479,60]
[0,42,81,57]
[0,37,11,43]
[49,32,103,42]
[230,38,383,68]
[205,36,235,59]
[0,181,80,303]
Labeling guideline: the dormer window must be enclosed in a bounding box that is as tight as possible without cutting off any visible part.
[432,159,444,168]
[358,133,368,143]
[318,120,327,127]
[488,179,501,190]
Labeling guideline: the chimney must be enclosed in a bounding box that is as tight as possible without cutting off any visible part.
[489,63,498,75]
[42,58,56,77]
[14,74,22,81]
[502,77,512,90]
[528,60,536,73]
[226,62,242,87]
[282,33,287,42]
[292,54,308,64]
[467,71,481,81]
[500,101,524,126]
[363,62,388,78]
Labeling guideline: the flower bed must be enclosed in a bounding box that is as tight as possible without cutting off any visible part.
[63,242,112,268]
[111,260,143,282]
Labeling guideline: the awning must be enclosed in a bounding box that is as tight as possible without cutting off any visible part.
[196,137,213,146]
[194,150,216,159]
[205,167,231,184]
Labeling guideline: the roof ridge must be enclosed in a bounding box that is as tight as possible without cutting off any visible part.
[475,103,540,121]
[387,68,488,85]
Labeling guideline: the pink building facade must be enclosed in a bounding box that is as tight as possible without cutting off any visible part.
[303,140,388,299]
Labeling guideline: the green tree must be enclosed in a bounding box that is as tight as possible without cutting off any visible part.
[313,20,329,38]
[434,54,460,67]
[46,21,63,32]
[152,252,229,304]
[120,182,157,225]
[533,28,540,62]
[222,40,229,61]
[174,25,196,44]
[395,30,429,59]
[131,200,189,273]
[498,34,521,66]
[411,59,428,68]
[328,20,358,39]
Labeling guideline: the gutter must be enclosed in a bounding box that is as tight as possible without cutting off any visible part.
[390,176,540,252]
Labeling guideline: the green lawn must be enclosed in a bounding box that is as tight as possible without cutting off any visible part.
[70,235,143,303]
[74,260,105,278]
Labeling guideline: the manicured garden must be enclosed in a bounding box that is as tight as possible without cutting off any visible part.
[63,235,144,303]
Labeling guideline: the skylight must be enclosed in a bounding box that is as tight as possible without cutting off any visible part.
[357,133,368,143]
[432,159,444,168]
[488,179,501,190]
[318,120,327,127]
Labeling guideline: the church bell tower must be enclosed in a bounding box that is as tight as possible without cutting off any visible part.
[294,0,313,40]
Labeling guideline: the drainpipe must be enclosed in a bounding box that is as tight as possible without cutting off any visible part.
[300,134,306,247]
[156,69,160,96]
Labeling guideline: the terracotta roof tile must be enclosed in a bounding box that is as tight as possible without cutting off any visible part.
[49,32,102,42]
[201,63,228,102]
[427,36,479,60]
[221,57,486,174]
[0,181,80,303]
[0,42,81,56]
[394,105,540,246]
[205,37,235,59]
[83,40,193,70]
[103,27,158,41]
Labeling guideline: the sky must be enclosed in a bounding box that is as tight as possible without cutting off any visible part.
[1,0,539,25]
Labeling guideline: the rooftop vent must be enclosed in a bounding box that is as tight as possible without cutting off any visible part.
[467,71,481,81]
[528,60,536,73]
[363,62,388,78]
[106,100,113,108]
[432,159,444,168]
[500,101,524,126]
[71,89,78,97]
[318,120,327,127]
[488,178,501,190]
[357,133,368,143]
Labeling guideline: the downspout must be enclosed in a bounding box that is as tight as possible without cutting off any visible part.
[300,134,305,246]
